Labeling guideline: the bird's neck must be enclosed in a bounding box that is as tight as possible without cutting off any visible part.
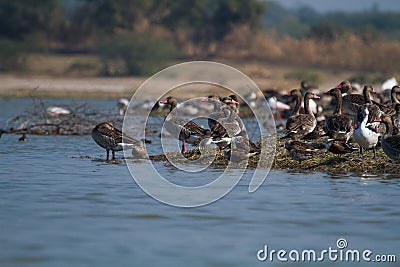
[384,121,394,137]
[292,95,302,116]
[391,90,400,104]
[304,96,314,116]
[363,89,372,104]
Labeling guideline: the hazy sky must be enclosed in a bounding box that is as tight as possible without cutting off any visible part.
[271,0,400,13]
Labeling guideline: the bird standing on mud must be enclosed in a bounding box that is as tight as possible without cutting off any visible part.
[91,122,146,160]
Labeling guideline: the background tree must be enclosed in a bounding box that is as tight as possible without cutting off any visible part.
[161,0,266,55]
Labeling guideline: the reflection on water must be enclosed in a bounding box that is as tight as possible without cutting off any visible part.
[1,98,400,266]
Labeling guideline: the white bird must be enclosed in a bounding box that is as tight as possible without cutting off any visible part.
[46,106,71,116]
[117,98,130,116]
[267,96,290,126]
[353,107,381,160]
[382,77,398,92]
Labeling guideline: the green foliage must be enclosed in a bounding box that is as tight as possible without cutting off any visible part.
[0,0,63,40]
[0,38,28,70]
[96,34,179,76]
[161,0,266,53]
[307,20,348,41]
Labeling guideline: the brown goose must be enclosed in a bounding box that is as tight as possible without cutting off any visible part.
[91,122,146,160]
[325,139,358,155]
[284,140,318,161]
[390,85,400,104]
[379,115,400,161]
[394,103,400,131]
[324,88,353,143]
[371,85,400,117]
[202,95,223,129]
[300,80,318,93]
[354,85,382,128]
[220,95,240,114]
[228,94,240,114]
[336,81,375,117]
[160,96,210,153]
[222,136,259,163]
[211,103,243,140]
[283,90,320,140]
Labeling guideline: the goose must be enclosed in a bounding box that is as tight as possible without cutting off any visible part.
[353,107,381,160]
[302,120,327,140]
[221,136,259,163]
[325,139,358,155]
[335,81,376,117]
[300,80,318,94]
[324,88,353,144]
[91,122,146,160]
[284,140,318,161]
[379,115,400,161]
[283,89,320,140]
[394,104,400,131]
[208,101,247,151]
[159,96,210,153]
[300,80,319,115]
[220,95,240,114]
[228,94,240,114]
[202,95,223,130]
[117,98,130,116]
[211,103,243,139]
[353,85,382,128]
[371,85,400,117]
[390,85,400,104]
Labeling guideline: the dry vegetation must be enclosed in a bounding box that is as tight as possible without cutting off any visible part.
[220,27,400,75]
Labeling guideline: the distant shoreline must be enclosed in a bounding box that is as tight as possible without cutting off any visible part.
[0,74,145,99]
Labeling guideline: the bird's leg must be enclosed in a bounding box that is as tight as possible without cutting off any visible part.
[372,147,377,160]
[106,149,110,161]
[112,150,116,160]
[181,140,187,154]
[359,147,363,160]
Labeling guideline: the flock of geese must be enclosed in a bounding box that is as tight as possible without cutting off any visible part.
[281,81,400,162]
[91,94,258,162]
[91,80,400,164]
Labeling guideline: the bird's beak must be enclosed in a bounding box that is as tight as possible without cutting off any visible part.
[159,99,168,104]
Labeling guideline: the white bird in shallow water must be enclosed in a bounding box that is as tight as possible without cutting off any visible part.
[117,98,130,116]
[46,106,70,116]
[91,122,146,160]
[353,107,381,160]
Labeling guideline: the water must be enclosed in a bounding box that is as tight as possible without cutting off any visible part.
[1,98,400,266]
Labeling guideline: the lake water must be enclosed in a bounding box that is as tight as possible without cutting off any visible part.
[1,98,399,266]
